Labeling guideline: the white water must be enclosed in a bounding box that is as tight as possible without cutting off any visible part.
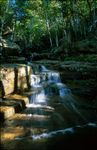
[24,65,97,141]
[31,122,97,140]
[15,122,97,141]
[29,65,71,103]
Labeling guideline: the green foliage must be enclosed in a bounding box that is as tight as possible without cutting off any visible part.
[0,0,97,55]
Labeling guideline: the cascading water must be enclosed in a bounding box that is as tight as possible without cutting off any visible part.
[26,65,97,131]
[29,65,71,105]
[1,64,97,150]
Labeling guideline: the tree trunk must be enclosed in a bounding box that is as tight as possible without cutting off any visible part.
[45,11,53,47]
[87,0,92,19]
[55,18,59,47]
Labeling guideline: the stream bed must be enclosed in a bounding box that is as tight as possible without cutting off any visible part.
[1,64,97,150]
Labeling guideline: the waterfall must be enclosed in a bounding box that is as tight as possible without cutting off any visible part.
[29,65,71,105]
[12,64,97,145]
[26,64,97,124]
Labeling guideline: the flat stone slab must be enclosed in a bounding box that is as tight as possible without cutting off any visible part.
[0,94,29,121]
[0,106,15,120]
[5,94,29,106]
[1,127,30,141]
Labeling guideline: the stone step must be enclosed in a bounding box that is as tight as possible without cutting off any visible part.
[0,105,15,121]
[5,94,29,106]
[0,94,29,121]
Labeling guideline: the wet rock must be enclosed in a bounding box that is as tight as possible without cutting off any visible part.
[0,105,15,120]
[1,127,30,141]
[35,60,97,103]
[0,94,29,121]
[5,94,29,106]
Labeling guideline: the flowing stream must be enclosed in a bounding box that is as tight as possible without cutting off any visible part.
[25,65,97,139]
[2,65,97,150]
